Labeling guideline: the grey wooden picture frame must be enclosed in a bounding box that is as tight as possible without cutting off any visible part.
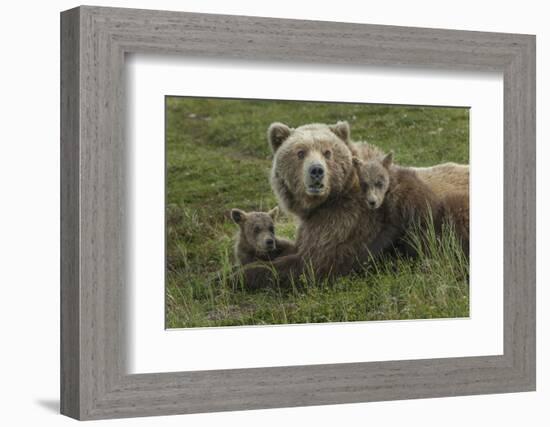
[60,5,536,421]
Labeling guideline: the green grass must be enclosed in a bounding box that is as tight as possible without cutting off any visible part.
[165,97,469,328]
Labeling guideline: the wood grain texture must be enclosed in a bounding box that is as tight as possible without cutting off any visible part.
[60,5,536,420]
[60,7,80,419]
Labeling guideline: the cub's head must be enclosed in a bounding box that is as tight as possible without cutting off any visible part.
[352,152,393,210]
[268,121,355,215]
[230,207,279,253]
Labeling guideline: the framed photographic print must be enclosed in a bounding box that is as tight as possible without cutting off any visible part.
[61,5,536,420]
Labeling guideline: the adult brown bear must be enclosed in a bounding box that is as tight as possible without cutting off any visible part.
[241,121,467,289]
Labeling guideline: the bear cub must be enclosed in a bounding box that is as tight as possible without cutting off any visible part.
[352,152,469,256]
[230,206,296,265]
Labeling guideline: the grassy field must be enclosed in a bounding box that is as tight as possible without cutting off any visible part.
[165,97,469,328]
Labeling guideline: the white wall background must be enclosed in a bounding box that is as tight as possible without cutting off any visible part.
[0,0,546,425]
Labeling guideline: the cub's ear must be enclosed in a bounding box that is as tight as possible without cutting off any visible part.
[382,151,394,169]
[329,121,351,143]
[351,156,362,167]
[268,206,279,220]
[230,208,247,224]
[267,122,292,153]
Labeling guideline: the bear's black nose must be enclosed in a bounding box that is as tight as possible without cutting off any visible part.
[266,238,274,247]
[309,163,325,181]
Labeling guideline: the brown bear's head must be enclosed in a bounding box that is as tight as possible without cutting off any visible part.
[231,207,279,253]
[352,152,393,210]
[268,121,355,216]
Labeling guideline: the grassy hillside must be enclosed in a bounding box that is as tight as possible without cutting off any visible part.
[165,97,469,328]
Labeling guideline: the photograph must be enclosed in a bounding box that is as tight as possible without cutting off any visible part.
[165,97,470,328]
[53,3,537,422]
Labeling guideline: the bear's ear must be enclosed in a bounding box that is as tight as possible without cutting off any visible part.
[351,156,362,167]
[382,151,394,169]
[230,208,247,224]
[268,123,292,153]
[268,206,279,221]
[329,121,351,143]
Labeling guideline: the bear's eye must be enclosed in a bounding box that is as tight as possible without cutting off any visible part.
[375,181,384,188]
[253,226,261,234]
[297,150,305,159]
[323,150,332,159]
[269,225,274,233]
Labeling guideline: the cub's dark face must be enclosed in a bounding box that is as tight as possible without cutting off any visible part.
[231,207,279,253]
[268,121,355,214]
[352,153,393,210]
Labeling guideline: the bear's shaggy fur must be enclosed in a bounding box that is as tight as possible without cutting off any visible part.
[231,206,295,265]
[413,163,469,197]
[347,129,469,197]
[440,191,470,255]
[241,121,469,289]
[352,153,469,256]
